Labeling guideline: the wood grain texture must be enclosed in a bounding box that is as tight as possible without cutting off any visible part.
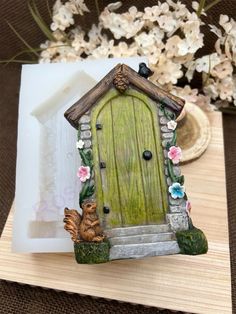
[111,95,147,226]
[91,89,167,227]
[0,112,231,314]
[91,89,119,225]
[64,64,119,128]
[122,65,185,112]
[94,96,123,227]
[64,64,184,129]
[132,94,167,223]
[177,103,211,164]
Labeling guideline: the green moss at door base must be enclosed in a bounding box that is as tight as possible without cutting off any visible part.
[74,240,110,264]
[176,227,208,255]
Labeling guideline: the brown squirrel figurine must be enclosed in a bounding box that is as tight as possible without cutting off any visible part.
[64,201,105,243]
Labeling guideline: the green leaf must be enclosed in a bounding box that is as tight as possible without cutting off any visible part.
[176,175,185,185]
[46,0,52,18]
[204,0,222,11]
[80,150,87,165]
[167,158,176,182]
[0,59,37,64]
[85,150,93,164]
[80,151,92,167]
[166,142,171,150]
[77,129,81,141]
[6,20,39,57]
[28,0,56,42]
[197,0,206,17]
[79,149,93,168]
[79,181,89,205]
[170,131,177,146]
[94,0,100,18]
[0,44,69,66]
[79,181,95,206]
[160,102,176,121]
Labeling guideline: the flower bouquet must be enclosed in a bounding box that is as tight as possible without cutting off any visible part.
[3,0,235,158]
[35,0,236,110]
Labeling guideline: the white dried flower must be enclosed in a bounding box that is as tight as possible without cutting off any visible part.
[144,3,169,21]
[209,24,222,38]
[106,1,122,12]
[126,21,146,39]
[153,55,183,85]
[192,1,206,16]
[89,39,114,59]
[167,120,177,130]
[219,15,232,34]
[183,20,201,40]
[211,59,233,79]
[178,35,204,56]
[39,1,236,110]
[128,6,143,19]
[192,1,199,11]
[203,79,219,100]
[149,27,165,42]
[168,0,189,18]
[99,10,126,39]
[195,94,212,111]
[88,24,104,46]
[165,35,182,58]
[51,5,74,31]
[100,7,144,40]
[76,140,84,149]
[71,33,88,53]
[39,41,69,63]
[157,13,177,33]
[217,77,234,101]
[173,53,194,65]
[172,85,198,103]
[65,0,89,15]
[143,46,163,65]
[52,0,63,14]
[111,42,138,58]
[52,30,68,42]
[135,32,155,50]
[195,53,221,73]
[143,6,162,22]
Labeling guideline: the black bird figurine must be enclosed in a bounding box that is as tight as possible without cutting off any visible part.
[138,62,154,79]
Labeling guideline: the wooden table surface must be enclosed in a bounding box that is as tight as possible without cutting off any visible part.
[0,111,231,314]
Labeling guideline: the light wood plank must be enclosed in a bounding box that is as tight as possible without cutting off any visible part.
[111,95,146,226]
[95,101,122,227]
[133,97,166,223]
[0,111,231,314]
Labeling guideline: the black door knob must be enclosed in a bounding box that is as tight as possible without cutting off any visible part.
[143,150,152,160]
[103,206,110,214]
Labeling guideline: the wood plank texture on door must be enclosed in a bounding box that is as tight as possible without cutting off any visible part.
[133,97,166,223]
[111,95,147,226]
[91,89,168,228]
[95,103,122,227]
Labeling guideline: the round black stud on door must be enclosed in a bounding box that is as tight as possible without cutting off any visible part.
[143,150,152,160]
[103,206,110,214]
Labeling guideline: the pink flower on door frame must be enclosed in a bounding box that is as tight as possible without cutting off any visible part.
[167,146,182,164]
[77,166,91,182]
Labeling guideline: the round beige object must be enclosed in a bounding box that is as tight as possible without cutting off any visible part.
[176,102,211,164]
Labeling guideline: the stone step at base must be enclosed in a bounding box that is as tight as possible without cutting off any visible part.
[109,241,180,260]
[105,224,170,238]
[109,232,174,246]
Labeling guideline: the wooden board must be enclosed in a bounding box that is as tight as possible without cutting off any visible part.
[0,111,231,314]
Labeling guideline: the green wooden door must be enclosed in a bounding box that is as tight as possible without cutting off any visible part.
[91,89,168,228]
